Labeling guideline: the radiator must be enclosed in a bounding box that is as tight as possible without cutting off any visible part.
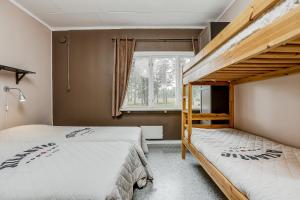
[141,126,163,139]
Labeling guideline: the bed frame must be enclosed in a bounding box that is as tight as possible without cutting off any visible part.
[181,0,300,199]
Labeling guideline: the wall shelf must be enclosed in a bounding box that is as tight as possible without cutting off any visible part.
[0,65,36,84]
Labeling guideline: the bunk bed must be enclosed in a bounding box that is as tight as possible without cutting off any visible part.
[181,0,300,199]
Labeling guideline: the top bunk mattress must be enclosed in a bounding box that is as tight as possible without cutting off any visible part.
[0,125,148,153]
[183,0,300,83]
[186,128,300,200]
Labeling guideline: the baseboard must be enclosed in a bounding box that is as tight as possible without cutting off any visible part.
[146,140,181,145]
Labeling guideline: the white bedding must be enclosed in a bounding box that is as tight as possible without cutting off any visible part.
[0,125,148,153]
[186,128,300,200]
[0,141,152,200]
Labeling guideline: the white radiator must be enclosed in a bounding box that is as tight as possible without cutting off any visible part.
[141,126,163,139]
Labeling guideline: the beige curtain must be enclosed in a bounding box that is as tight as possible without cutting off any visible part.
[112,38,136,117]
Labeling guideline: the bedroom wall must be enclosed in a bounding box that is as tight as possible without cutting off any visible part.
[52,29,201,140]
[0,0,52,130]
[217,0,251,22]
[235,74,300,148]
[218,0,300,148]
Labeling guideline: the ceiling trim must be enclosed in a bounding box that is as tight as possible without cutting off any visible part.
[52,25,206,31]
[9,0,53,30]
[215,0,236,22]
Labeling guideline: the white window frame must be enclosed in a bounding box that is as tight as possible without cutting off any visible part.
[121,51,194,111]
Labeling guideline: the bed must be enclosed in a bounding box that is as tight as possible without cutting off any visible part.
[181,0,300,199]
[0,141,152,200]
[0,125,148,153]
[183,0,300,84]
[184,128,300,200]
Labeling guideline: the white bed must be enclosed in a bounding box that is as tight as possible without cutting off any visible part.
[0,125,148,153]
[186,128,300,200]
[0,141,152,200]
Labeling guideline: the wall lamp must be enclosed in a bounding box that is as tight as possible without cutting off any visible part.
[3,86,26,102]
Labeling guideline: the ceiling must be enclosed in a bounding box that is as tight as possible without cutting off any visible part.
[12,0,234,30]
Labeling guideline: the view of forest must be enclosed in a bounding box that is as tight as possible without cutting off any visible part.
[124,54,201,109]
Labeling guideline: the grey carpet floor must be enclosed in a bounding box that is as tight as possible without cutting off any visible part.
[133,144,227,200]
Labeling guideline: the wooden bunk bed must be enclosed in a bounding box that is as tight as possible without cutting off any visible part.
[181,0,300,199]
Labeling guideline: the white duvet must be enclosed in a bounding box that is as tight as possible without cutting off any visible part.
[187,128,300,200]
[0,141,152,200]
[0,125,148,153]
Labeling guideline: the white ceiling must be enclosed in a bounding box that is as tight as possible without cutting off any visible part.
[12,0,234,30]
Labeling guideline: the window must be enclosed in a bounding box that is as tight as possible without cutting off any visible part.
[122,52,194,111]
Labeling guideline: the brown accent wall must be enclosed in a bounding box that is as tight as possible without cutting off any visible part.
[52,29,201,139]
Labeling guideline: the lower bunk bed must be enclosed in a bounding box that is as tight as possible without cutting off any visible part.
[182,128,300,200]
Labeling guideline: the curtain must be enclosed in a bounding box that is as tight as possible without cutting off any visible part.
[112,38,136,117]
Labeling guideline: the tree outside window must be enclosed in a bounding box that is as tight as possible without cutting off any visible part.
[123,52,194,110]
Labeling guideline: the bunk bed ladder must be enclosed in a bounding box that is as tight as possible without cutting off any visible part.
[229,83,234,128]
[181,83,193,159]
[187,83,193,143]
[181,84,187,159]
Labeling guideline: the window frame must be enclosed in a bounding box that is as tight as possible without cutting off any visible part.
[121,51,194,112]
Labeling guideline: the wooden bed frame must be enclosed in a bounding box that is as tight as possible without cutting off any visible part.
[181,0,300,199]
[181,81,242,200]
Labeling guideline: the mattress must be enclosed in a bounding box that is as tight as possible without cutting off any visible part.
[0,141,153,200]
[0,125,148,153]
[186,128,300,200]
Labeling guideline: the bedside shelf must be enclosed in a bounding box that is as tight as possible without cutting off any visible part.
[0,65,36,84]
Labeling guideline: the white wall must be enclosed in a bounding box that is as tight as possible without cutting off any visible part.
[218,0,300,148]
[217,0,251,22]
[235,74,300,148]
[0,0,52,130]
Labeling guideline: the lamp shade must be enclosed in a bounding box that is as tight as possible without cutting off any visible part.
[19,92,26,102]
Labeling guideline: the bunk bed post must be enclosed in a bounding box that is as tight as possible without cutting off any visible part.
[229,82,235,128]
[187,83,193,143]
[181,84,187,159]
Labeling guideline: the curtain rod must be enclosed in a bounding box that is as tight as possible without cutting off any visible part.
[111,38,198,42]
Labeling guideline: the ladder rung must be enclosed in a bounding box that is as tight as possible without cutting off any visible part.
[192,124,230,129]
[192,113,230,121]
[184,123,230,129]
